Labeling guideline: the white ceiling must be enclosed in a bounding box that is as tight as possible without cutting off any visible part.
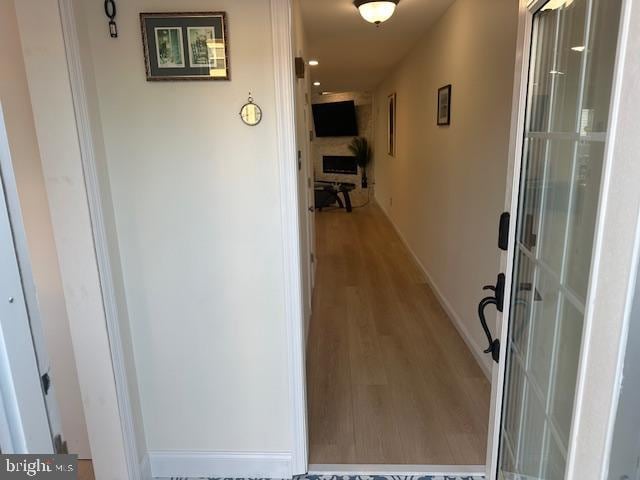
[300,0,455,93]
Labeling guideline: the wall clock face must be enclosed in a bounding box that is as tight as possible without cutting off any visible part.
[240,102,262,126]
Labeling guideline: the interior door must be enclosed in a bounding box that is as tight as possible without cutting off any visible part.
[496,0,623,478]
[304,101,316,287]
[294,67,315,327]
[0,157,53,454]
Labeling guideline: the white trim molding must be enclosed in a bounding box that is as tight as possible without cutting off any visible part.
[140,453,152,480]
[149,451,293,479]
[270,0,309,475]
[487,1,536,477]
[57,0,143,479]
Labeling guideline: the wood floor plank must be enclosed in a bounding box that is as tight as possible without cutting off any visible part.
[307,302,356,463]
[379,332,456,464]
[307,203,490,465]
[77,461,94,480]
[446,432,487,465]
[352,384,405,463]
[346,286,388,386]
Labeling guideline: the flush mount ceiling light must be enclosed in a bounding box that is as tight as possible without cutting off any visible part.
[354,0,399,25]
[308,60,319,66]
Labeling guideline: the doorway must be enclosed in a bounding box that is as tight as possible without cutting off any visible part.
[293,0,513,470]
[292,0,628,475]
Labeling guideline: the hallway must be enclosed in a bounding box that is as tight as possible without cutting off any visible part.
[307,203,490,465]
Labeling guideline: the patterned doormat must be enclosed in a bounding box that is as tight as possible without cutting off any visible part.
[300,476,482,480]
[170,476,483,480]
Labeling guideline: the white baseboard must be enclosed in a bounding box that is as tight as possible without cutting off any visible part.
[148,450,293,479]
[140,453,152,480]
[376,202,492,379]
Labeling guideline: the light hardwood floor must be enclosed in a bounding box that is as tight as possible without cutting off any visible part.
[307,203,491,465]
[77,460,94,480]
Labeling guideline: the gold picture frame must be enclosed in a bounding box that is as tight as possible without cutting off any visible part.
[388,93,396,156]
[140,12,230,81]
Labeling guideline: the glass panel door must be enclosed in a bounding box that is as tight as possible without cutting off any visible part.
[498,0,622,478]
[607,256,640,480]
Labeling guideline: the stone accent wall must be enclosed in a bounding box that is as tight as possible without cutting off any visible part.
[311,91,374,206]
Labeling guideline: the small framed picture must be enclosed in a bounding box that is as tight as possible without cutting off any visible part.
[140,12,230,81]
[388,93,396,156]
[437,84,451,126]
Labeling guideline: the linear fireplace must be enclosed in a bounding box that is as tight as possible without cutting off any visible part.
[323,155,358,175]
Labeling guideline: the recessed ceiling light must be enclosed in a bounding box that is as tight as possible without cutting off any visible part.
[308,60,319,66]
[571,45,586,52]
[354,0,399,25]
[313,81,321,86]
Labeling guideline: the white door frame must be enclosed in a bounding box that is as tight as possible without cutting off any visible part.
[487,0,639,479]
[15,0,135,478]
[56,0,144,477]
[271,0,309,474]
[486,1,541,477]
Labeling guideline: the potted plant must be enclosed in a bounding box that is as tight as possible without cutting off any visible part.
[348,136,372,188]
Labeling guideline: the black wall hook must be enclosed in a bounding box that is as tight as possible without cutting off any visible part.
[104,0,118,38]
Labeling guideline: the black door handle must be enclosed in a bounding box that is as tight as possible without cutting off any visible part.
[478,273,505,363]
[498,212,510,251]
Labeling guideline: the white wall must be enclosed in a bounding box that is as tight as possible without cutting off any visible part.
[0,0,91,458]
[79,0,292,457]
[373,0,518,374]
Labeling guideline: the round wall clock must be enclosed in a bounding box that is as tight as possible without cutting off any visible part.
[240,94,263,126]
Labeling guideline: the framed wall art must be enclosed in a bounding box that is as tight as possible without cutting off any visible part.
[140,12,230,81]
[388,93,396,156]
[437,84,451,125]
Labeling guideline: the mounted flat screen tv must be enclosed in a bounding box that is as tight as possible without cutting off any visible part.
[312,101,359,137]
